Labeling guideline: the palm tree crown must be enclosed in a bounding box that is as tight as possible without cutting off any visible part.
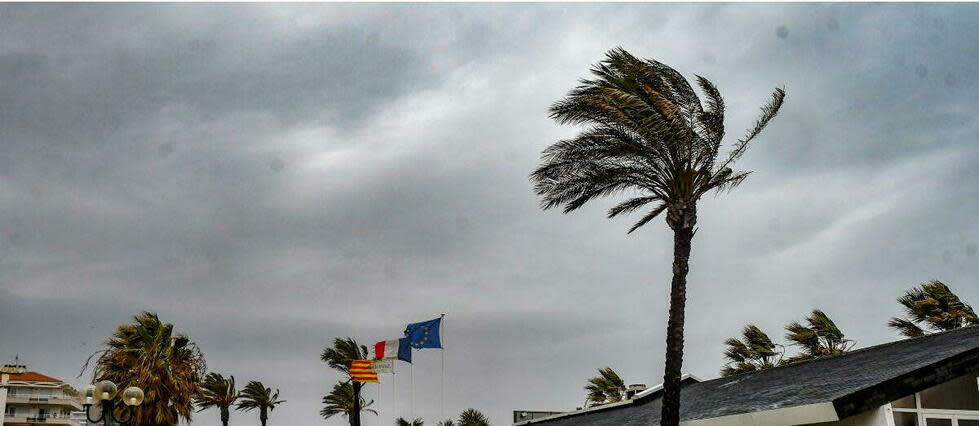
[236,380,285,426]
[721,324,784,376]
[889,280,979,338]
[396,418,425,426]
[320,381,376,420]
[196,373,238,426]
[584,367,626,406]
[321,337,371,426]
[531,47,785,426]
[88,311,206,426]
[784,309,854,363]
[458,408,490,426]
[532,47,784,233]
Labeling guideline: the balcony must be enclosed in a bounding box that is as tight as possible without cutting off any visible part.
[3,396,82,410]
[2,414,80,425]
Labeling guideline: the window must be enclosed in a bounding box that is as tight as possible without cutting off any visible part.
[891,374,979,426]
[894,412,919,426]
[4,406,15,416]
[921,375,979,410]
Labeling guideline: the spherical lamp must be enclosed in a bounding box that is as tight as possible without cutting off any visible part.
[95,380,118,401]
[83,385,97,405]
[122,387,144,407]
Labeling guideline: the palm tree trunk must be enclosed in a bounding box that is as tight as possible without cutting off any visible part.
[221,406,229,426]
[351,382,362,426]
[659,224,694,426]
[260,407,267,426]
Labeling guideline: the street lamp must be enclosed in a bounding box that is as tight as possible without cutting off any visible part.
[82,380,144,425]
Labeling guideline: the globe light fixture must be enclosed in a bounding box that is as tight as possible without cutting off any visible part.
[83,380,143,425]
[83,385,96,405]
[95,380,117,400]
[123,387,145,407]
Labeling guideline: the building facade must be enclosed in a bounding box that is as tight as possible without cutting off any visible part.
[1,364,83,426]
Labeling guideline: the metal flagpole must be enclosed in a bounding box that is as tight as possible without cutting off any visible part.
[392,368,396,424]
[410,362,415,420]
[440,313,446,421]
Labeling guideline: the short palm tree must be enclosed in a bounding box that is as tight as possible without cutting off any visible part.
[321,337,371,426]
[236,381,285,426]
[396,418,424,426]
[320,381,376,421]
[87,311,206,426]
[531,47,785,426]
[196,373,238,426]
[784,309,854,363]
[721,324,784,376]
[584,367,626,406]
[458,408,490,426]
[888,280,979,338]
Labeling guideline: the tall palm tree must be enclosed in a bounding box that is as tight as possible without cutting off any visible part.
[888,280,979,338]
[784,309,854,363]
[321,337,371,426]
[235,381,285,426]
[86,311,206,426]
[530,47,785,426]
[196,373,238,426]
[458,408,490,426]
[320,381,376,421]
[396,418,424,426]
[721,324,784,376]
[584,367,626,406]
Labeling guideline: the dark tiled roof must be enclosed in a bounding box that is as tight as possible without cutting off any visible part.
[528,326,979,425]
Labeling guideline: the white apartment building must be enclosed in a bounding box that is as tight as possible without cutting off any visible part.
[1,364,83,426]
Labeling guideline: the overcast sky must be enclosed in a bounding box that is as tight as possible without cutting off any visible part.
[1,3,978,426]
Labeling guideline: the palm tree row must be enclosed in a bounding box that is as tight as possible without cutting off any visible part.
[407,408,492,426]
[84,312,285,426]
[721,309,853,376]
[721,281,976,376]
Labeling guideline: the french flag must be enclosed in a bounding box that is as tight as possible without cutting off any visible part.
[374,338,412,363]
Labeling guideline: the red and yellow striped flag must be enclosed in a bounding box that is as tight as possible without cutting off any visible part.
[350,360,378,383]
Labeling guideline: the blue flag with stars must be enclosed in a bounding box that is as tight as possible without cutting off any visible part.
[404,317,442,349]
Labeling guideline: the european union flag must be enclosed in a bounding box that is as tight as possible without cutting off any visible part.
[404,317,442,349]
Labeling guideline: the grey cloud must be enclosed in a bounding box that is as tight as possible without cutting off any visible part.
[2,4,979,426]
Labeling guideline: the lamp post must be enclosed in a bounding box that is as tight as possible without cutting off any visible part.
[82,380,144,425]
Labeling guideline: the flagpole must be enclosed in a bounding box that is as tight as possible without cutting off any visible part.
[392,368,396,424]
[440,313,446,421]
[410,362,415,420]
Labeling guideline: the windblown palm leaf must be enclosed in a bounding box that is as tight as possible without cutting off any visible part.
[320,381,376,420]
[888,281,979,338]
[458,408,490,426]
[784,309,854,363]
[584,367,626,406]
[196,373,238,426]
[85,311,206,426]
[236,380,285,426]
[321,337,371,426]
[530,47,785,426]
[721,324,784,376]
[396,418,425,426]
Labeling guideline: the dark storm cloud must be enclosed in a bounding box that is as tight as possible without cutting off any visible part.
[2,3,978,426]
